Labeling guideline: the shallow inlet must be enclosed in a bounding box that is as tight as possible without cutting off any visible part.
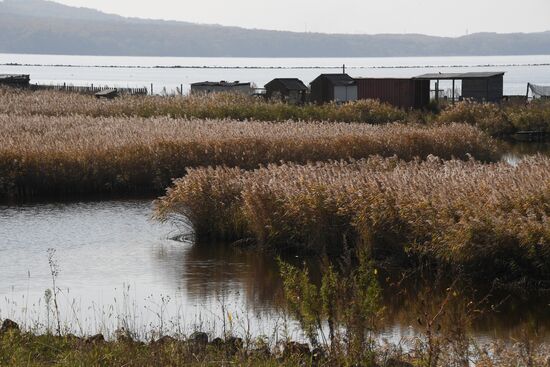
[0,199,549,343]
[501,141,550,164]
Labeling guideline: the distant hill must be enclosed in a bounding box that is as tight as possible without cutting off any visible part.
[0,0,549,57]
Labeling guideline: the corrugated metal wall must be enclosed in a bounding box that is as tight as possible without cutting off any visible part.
[356,78,429,109]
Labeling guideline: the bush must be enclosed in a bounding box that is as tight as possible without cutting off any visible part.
[507,100,550,132]
[437,101,514,136]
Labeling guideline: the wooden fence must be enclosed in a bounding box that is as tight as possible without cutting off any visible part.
[29,84,148,96]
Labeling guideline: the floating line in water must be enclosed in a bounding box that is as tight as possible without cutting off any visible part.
[2,62,550,70]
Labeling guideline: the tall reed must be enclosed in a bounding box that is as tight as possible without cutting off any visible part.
[0,88,407,123]
[0,115,497,200]
[3,88,549,135]
[155,156,550,282]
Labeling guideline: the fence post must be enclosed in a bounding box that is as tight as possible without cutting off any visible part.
[181,84,183,95]
[150,83,153,95]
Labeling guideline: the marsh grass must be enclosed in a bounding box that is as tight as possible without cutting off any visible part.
[155,156,550,283]
[0,88,407,123]
[0,115,497,200]
[2,89,550,136]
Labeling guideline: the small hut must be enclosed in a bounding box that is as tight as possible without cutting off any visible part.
[190,81,252,95]
[264,78,308,104]
[310,74,357,104]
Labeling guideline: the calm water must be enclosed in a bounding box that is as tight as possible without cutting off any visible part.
[502,141,550,164]
[1,54,550,94]
[0,200,285,338]
[1,197,549,342]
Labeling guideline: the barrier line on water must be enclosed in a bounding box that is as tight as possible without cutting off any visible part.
[2,62,550,70]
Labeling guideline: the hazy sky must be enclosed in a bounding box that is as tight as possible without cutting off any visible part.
[53,0,550,36]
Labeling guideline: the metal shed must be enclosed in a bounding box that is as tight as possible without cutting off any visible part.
[0,74,30,88]
[414,72,505,103]
[310,74,357,104]
[264,78,308,104]
[355,78,430,109]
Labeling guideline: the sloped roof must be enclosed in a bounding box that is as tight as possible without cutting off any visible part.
[313,74,356,86]
[414,72,505,80]
[265,78,308,91]
[191,81,250,87]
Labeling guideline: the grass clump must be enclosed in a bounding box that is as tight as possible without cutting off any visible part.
[438,100,550,136]
[155,156,550,283]
[437,101,514,136]
[507,100,550,133]
[0,116,497,200]
[278,244,382,363]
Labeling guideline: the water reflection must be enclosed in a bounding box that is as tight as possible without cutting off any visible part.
[150,242,284,311]
[379,274,550,342]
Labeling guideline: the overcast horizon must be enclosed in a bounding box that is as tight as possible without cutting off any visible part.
[46,0,550,37]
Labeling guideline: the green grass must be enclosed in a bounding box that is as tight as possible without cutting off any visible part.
[1,322,548,367]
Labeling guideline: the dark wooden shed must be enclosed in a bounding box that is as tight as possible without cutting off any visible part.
[414,72,505,103]
[355,78,430,109]
[310,74,357,104]
[265,78,308,104]
[0,74,30,88]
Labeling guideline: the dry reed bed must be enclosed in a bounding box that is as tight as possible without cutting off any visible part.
[2,89,550,136]
[0,115,497,199]
[0,88,407,124]
[155,156,550,281]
